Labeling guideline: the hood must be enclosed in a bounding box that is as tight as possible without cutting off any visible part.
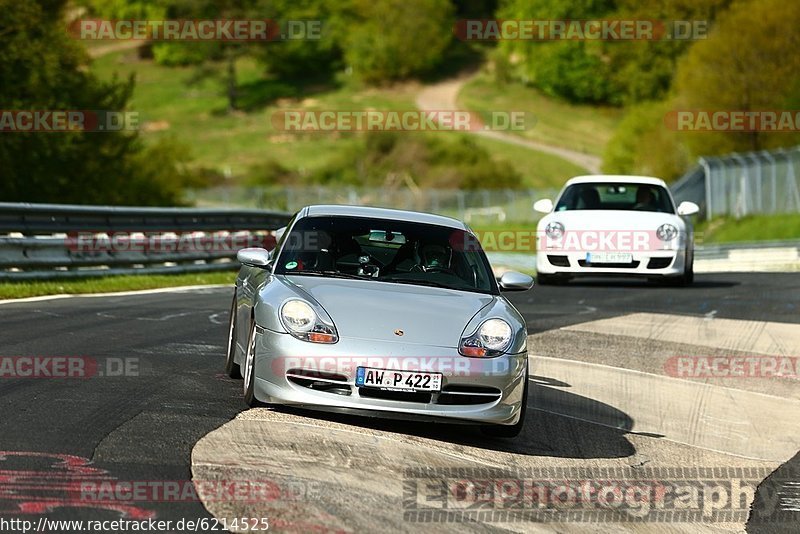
[539,209,683,230]
[283,276,495,347]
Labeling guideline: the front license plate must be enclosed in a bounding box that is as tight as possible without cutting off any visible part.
[586,252,633,264]
[355,367,442,392]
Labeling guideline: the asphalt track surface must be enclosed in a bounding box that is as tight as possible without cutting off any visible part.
[0,273,798,533]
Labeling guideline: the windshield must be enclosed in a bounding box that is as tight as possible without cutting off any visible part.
[274,215,496,294]
[555,182,675,213]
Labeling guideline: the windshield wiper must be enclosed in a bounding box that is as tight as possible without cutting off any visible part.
[384,278,458,290]
[286,269,373,281]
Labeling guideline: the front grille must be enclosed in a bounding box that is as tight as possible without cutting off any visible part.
[437,384,502,405]
[547,255,570,267]
[647,257,673,269]
[286,368,352,396]
[578,260,640,269]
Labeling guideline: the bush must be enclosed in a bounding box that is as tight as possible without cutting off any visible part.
[602,100,688,181]
[308,132,521,189]
[337,0,453,84]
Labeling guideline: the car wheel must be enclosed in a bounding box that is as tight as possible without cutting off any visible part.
[242,317,264,407]
[480,373,528,438]
[224,294,242,379]
[665,257,694,287]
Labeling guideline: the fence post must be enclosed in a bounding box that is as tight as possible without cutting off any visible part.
[700,158,713,220]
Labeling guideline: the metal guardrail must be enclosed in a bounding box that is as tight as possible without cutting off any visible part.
[0,202,291,280]
[672,146,800,220]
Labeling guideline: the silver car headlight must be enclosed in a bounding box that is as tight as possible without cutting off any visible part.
[545,221,564,239]
[656,223,678,241]
[459,318,513,358]
[280,299,338,343]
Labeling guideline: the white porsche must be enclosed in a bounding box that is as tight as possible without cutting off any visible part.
[533,175,699,285]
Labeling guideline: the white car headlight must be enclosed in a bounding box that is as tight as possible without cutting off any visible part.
[281,300,316,332]
[280,300,338,343]
[545,221,564,239]
[656,223,678,241]
[459,318,513,357]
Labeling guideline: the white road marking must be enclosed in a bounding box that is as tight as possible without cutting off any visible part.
[96,310,200,322]
[0,284,230,306]
[208,312,227,325]
[562,312,800,357]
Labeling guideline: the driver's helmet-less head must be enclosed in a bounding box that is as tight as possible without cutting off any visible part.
[419,243,451,269]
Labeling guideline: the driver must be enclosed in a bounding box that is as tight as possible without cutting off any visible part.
[419,243,452,271]
[634,186,657,210]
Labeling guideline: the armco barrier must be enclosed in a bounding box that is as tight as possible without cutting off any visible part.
[0,202,291,280]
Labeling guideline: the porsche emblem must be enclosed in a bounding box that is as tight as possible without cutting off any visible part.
[394,329,404,337]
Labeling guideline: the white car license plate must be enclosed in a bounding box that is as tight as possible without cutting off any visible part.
[356,367,442,392]
[586,252,633,264]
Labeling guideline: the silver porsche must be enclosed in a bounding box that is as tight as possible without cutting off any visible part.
[224,205,533,437]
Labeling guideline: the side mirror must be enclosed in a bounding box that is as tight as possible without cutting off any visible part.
[677,201,700,216]
[237,247,272,268]
[533,199,554,214]
[498,271,534,291]
[275,226,287,242]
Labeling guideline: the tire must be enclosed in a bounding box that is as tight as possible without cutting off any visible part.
[242,318,265,407]
[224,295,242,379]
[665,254,694,287]
[481,372,528,438]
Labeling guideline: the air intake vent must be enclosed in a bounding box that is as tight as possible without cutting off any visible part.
[547,255,570,267]
[647,257,673,269]
[437,384,502,405]
[286,368,351,396]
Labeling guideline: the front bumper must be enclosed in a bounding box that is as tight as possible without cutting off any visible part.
[251,328,528,425]
[536,248,689,277]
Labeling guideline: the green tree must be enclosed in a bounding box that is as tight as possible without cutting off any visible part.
[674,0,800,155]
[0,0,190,205]
[337,0,454,84]
[497,0,616,103]
[602,100,688,180]
[251,0,341,81]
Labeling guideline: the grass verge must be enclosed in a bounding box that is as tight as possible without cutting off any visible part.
[92,50,596,188]
[0,271,236,299]
[695,214,800,244]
